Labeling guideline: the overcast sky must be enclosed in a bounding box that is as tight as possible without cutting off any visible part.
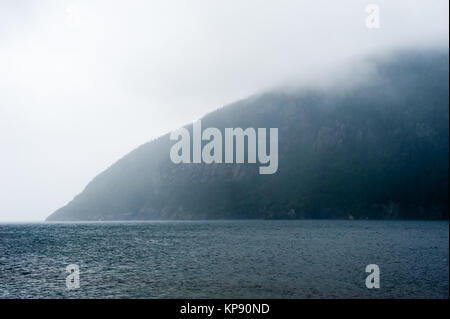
[0,0,448,221]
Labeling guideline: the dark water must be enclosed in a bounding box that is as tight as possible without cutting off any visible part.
[0,220,448,298]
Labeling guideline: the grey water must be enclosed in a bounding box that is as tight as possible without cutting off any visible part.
[0,220,448,299]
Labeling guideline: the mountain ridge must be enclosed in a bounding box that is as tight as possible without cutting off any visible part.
[47,50,449,221]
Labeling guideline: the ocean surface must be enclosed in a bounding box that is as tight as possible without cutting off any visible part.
[0,220,448,298]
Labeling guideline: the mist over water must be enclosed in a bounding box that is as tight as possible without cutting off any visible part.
[0,0,449,222]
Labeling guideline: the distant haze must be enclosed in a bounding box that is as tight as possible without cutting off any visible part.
[0,0,448,221]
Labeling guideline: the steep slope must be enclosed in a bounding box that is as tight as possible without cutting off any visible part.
[47,50,449,221]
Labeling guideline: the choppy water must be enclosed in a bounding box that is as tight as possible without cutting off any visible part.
[0,220,448,298]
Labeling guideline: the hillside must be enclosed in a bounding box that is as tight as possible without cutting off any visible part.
[47,50,449,221]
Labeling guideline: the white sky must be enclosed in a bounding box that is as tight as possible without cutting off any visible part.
[0,0,448,221]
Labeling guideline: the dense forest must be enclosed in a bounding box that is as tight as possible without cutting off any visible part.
[47,50,449,221]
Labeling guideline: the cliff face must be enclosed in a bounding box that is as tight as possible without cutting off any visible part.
[47,50,449,221]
